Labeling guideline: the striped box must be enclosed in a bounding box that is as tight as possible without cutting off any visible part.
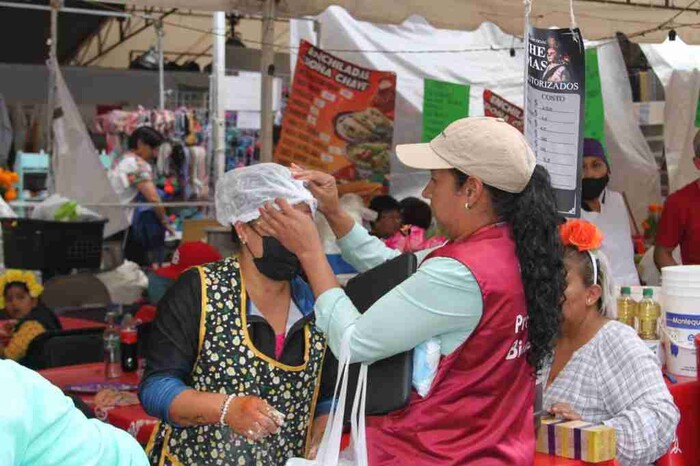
[537,418,616,463]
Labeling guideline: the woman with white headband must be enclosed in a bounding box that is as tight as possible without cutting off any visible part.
[545,219,678,466]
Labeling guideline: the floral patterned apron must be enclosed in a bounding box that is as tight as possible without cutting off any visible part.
[146,258,326,466]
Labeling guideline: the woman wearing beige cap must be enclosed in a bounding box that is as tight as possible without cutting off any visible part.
[259,117,565,465]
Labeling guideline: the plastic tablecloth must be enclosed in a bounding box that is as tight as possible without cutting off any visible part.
[39,362,156,445]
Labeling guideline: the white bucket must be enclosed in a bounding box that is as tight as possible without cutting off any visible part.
[663,276,700,378]
[662,265,700,280]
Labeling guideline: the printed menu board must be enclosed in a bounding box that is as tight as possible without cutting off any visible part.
[525,27,586,218]
[275,40,396,187]
[483,89,524,132]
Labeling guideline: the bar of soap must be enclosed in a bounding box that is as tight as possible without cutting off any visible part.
[537,417,616,463]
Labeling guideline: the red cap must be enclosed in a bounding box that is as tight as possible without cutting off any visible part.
[155,241,222,280]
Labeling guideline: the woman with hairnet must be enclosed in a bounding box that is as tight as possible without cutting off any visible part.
[140,164,334,466]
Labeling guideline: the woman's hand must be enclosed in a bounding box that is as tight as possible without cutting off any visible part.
[258,199,324,260]
[306,414,329,459]
[290,164,341,217]
[549,403,582,421]
[226,396,286,442]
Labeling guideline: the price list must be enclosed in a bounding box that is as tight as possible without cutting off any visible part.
[525,90,581,191]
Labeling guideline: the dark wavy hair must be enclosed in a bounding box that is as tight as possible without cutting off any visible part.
[454,166,565,372]
[128,126,165,151]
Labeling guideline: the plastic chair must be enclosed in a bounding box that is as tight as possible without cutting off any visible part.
[24,328,104,370]
[135,304,157,324]
[656,380,700,466]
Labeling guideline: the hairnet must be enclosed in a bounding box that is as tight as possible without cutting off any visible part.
[215,163,317,226]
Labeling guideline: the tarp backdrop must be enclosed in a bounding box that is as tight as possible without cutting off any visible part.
[642,39,700,195]
[52,62,130,237]
[105,0,700,44]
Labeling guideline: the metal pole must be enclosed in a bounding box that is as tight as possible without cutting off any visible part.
[156,20,165,110]
[314,19,322,47]
[260,0,275,163]
[212,12,226,180]
[0,1,145,18]
[47,0,60,156]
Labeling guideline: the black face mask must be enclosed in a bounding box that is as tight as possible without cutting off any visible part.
[247,235,301,282]
[581,175,609,201]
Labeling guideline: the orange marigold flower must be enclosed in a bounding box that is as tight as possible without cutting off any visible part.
[4,189,17,201]
[560,219,604,252]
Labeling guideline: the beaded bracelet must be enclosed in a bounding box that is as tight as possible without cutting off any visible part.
[219,394,236,426]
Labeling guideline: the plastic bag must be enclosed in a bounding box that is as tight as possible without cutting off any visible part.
[30,194,103,222]
[286,329,368,466]
[412,338,441,397]
[96,261,148,305]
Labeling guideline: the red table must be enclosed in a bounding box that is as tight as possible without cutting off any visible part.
[38,363,696,463]
[40,362,157,445]
[58,316,107,329]
[0,316,106,330]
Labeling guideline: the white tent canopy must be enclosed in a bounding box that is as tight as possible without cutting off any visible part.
[641,39,700,194]
[103,0,700,44]
[290,6,667,226]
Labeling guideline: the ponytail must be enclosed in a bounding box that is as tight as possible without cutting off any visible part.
[486,165,565,372]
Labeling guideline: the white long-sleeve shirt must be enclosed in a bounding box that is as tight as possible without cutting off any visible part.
[581,189,640,287]
[542,321,679,466]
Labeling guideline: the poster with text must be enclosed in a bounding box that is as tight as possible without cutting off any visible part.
[483,89,524,132]
[584,48,607,156]
[525,27,585,218]
[275,40,396,188]
[422,79,470,142]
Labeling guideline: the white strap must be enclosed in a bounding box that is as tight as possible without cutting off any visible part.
[569,0,577,29]
[315,327,354,465]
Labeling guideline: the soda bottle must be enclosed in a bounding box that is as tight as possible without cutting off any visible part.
[120,314,138,373]
[637,288,661,340]
[103,312,122,378]
[616,287,636,329]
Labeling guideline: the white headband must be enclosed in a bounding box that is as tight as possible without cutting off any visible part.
[587,250,599,286]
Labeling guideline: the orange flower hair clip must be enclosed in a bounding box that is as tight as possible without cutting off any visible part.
[560,219,605,286]
[560,219,604,252]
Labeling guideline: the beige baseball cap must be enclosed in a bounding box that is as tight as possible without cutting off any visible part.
[396,117,537,194]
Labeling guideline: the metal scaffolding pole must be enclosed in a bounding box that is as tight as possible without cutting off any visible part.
[212,12,226,181]
[47,0,60,156]
[156,20,165,110]
[260,0,275,163]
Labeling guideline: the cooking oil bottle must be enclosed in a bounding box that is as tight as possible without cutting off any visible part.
[617,287,636,329]
[637,288,661,340]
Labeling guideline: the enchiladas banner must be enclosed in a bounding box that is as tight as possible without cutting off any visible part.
[275,41,397,186]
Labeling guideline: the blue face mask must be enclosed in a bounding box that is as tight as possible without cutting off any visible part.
[247,235,301,282]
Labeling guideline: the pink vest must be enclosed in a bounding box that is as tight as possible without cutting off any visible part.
[366,224,535,466]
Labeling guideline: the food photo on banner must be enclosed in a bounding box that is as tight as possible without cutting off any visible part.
[275,40,397,191]
[525,27,585,218]
[483,89,524,132]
